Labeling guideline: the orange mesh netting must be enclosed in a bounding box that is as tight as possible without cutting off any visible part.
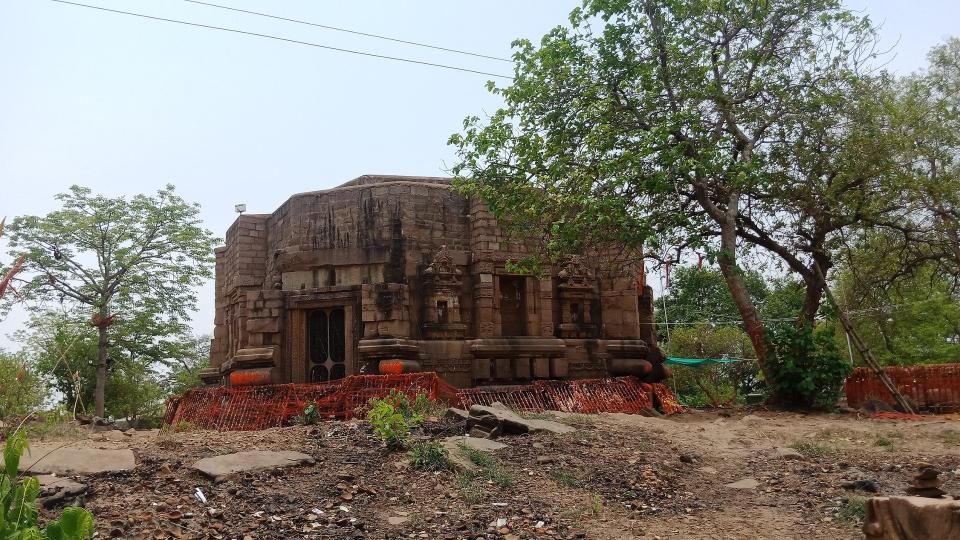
[845,364,960,412]
[164,373,682,431]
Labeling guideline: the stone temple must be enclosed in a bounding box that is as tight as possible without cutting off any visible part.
[202,175,667,388]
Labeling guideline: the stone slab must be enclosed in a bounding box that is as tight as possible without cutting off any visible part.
[192,450,315,480]
[36,475,87,507]
[20,444,135,475]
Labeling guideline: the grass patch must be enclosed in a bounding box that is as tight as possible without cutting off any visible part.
[550,468,580,488]
[939,429,960,444]
[789,441,835,458]
[837,495,866,524]
[521,411,556,420]
[454,444,515,497]
[162,420,197,433]
[409,440,451,471]
[562,414,596,428]
[873,437,893,448]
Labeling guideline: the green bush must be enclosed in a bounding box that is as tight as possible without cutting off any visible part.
[768,323,851,409]
[409,441,450,471]
[0,430,94,538]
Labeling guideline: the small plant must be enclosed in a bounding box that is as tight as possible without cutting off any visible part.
[873,437,893,448]
[837,495,866,524]
[550,468,580,488]
[489,468,514,488]
[367,399,411,450]
[455,472,485,504]
[409,441,451,471]
[590,493,603,516]
[789,440,835,458]
[296,401,320,426]
[0,430,95,538]
[520,412,555,420]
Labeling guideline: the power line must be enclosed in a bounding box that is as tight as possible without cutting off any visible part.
[48,0,515,80]
[183,0,513,63]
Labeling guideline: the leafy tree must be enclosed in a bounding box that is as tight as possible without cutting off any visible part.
[4,185,217,417]
[0,350,48,423]
[657,266,767,337]
[167,334,211,395]
[451,0,882,386]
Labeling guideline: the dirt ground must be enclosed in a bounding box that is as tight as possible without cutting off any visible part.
[32,408,960,539]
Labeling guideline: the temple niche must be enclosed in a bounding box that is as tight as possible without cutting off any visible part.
[202,175,668,389]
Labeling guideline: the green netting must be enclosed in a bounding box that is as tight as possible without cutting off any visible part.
[665,357,747,366]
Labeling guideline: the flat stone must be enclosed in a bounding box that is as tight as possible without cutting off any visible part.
[387,516,410,526]
[20,444,135,475]
[697,466,718,475]
[775,447,804,460]
[442,436,507,471]
[192,451,315,480]
[36,475,87,507]
[725,478,760,490]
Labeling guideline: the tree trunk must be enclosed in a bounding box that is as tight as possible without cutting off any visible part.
[716,223,774,386]
[95,313,108,418]
[798,256,830,328]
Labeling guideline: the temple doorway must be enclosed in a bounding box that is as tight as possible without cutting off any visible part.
[499,276,527,336]
[308,307,346,382]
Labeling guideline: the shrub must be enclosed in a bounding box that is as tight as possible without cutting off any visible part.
[789,440,835,458]
[366,390,438,449]
[367,398,412,450]
[0,430,95,538]
[767,323,851,409]
[409,441,451,471]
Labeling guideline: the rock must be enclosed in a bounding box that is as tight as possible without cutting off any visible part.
[387,516,410,526]
[697,466,718,475]
[35,475,87,507]
[444,408,470,422]
[191,451,315,481]
[864,496,960,539]
[725,478,760,490]
[775,447,804,460]
[20,444,135,475]
[679,453,696,464]
[466,403,574,437]
[843,479,880,493]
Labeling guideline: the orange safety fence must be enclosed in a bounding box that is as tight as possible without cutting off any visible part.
[164,373,682,431]
[845,363,960,412]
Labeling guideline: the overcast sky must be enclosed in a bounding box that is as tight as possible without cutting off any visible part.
[1,0,957,349]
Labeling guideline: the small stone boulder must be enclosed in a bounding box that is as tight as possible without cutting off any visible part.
[36,475,87,508]
[192,451,315,481]
[466,403,575,439]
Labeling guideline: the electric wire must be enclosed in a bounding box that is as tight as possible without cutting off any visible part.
[183,0,513,63]
[48,0,515,80]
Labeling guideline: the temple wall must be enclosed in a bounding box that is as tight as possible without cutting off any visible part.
[204,175,662,388]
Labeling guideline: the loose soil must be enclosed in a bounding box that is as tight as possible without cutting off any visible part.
[32,408,960,539]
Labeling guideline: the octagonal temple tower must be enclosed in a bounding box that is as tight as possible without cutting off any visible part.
[202,175,666,388]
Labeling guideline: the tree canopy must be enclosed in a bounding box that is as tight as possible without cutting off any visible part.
[5,185,217,417]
